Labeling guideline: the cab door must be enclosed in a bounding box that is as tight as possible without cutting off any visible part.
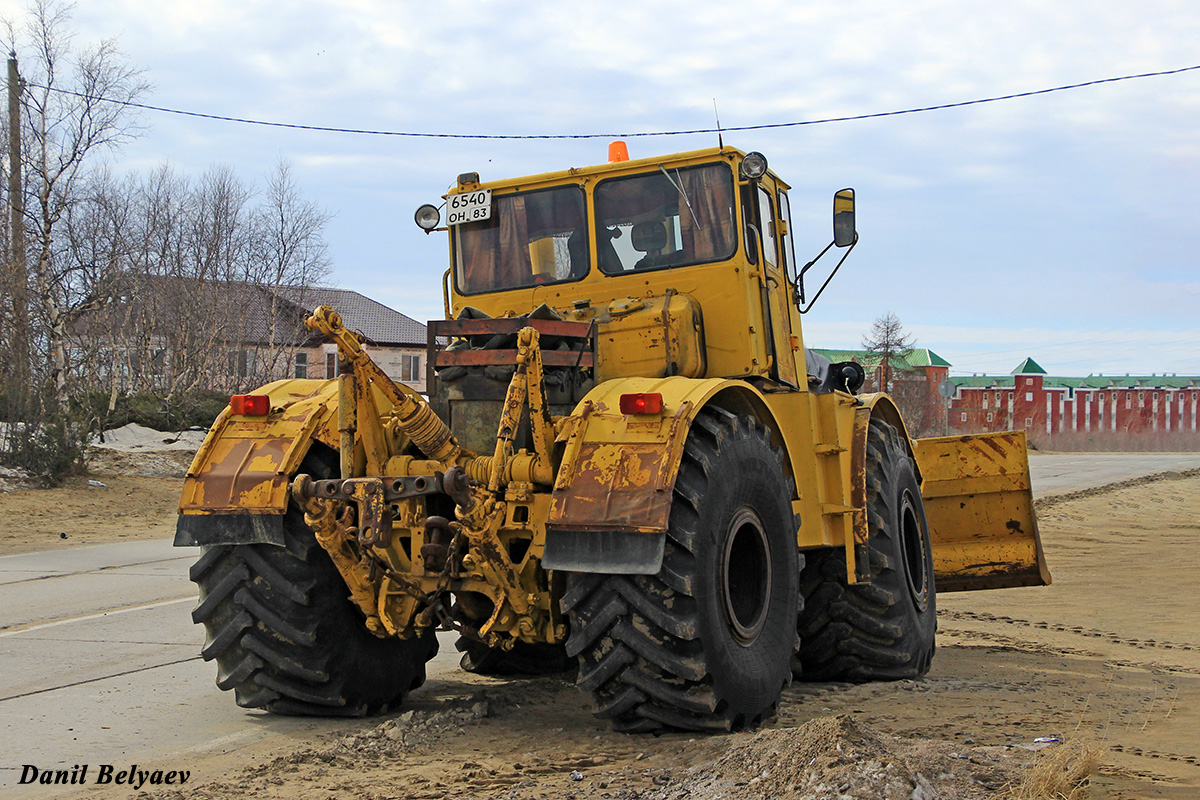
[753,183,799,387]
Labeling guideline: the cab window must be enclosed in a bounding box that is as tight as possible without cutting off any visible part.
[756,186,778,268]
[777,190,797,281]
[454,185,588,295]
[594,163,736,273]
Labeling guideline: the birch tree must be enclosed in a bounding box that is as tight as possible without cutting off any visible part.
[5,0,148,406]
[862,311,915,394]
[251,159,332,380]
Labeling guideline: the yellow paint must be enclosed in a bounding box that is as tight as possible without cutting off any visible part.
[181,144,1046,655]
[594,293,706,380]
[448,148,773,381]
[913,431,1051,591]
[179,378,378,515]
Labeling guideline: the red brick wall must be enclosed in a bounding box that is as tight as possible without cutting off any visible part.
[949,380,1200,436]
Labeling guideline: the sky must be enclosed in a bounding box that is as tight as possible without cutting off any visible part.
[3,0,1198,379]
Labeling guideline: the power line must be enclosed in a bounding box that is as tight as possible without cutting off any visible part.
[18,63,1200,141]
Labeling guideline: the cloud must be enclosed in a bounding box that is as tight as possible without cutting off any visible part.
[8,0,1193,377]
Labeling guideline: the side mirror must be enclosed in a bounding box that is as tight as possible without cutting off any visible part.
[833,188,856,248]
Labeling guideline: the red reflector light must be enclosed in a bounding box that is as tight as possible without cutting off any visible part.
[230,394,270,416]
[620,392,663,415]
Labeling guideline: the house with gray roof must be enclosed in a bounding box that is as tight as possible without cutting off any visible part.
[280,287,431,392]
[69,280,433,395]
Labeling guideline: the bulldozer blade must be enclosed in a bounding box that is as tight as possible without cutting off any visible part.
[913,431,1051,593]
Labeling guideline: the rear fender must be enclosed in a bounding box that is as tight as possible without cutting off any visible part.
[174,379,340,547]
[913,431,1051,592]
[543,376,769,574]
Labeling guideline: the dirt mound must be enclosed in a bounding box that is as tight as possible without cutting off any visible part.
[651,715,1030,800]
[149,693,494,799]
[86,422,205,478]
[144,696,1095,800]
[86,446,195,478]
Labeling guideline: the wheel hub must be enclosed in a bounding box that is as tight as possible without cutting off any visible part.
[721,507,772,646]
[899,490,930,610]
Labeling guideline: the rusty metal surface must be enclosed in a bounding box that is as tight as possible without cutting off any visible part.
[847,405,871,583]
[550,440,677,531]
[437,349,594,367]
[179,381,336,515]
[433,317,594,338]
[307,304,470,468]
[549,378,722,533]
[302,497,386,633]
[297,473,455,504]
[914,431,1051,592]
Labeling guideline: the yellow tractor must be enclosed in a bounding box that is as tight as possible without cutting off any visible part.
[176,143,1049,732]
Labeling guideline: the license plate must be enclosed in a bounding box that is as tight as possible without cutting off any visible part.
[446,188,492,225]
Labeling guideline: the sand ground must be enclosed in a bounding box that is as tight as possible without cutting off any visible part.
[2,455,1198,798]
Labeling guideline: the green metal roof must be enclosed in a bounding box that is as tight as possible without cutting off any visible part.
[810,347,949,370]
[1068,375,1199,389]
[814,350,1198,390]
[948,374,1199,390]
[905,348,951,368]
[949,375,1013,388]
[1011,357,1047,375]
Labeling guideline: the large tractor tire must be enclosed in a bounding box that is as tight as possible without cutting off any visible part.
[563,408,799,732]
[797,417,936,681]
[188,454,438,717]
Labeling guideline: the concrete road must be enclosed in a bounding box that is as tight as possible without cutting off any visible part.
[2,452,1198,795]
[0,540,467,796]
[1028,452,1200,497]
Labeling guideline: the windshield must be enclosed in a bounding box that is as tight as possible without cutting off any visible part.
[454,185,588,294]
[594,162,736,273]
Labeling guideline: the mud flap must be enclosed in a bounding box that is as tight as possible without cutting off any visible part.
[913,431,1051,592]
[542,529,666,574]
[174,513,286,547]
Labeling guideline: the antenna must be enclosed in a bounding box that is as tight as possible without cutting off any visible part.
[713,98,723,149]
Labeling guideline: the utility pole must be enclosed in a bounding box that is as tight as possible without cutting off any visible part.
[6,52,29,397]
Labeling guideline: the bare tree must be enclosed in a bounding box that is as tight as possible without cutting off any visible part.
[860,312,944,435]
[4,0,149,406]
[251,159,331,380]
[0,5,334,475]
[862,311,914,395]
[65,161,333,408]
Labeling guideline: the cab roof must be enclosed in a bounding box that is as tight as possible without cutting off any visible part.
[447,145,791,194]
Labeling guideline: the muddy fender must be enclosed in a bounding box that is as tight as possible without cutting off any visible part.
[175,379,339,548]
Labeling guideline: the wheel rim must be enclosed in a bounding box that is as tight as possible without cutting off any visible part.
[899,490,930,610]
[721,507,772,646]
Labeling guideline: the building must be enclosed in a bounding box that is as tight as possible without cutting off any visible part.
[810,347,951,435]
[948,358,1200,438]
[70,281,432,395]
[808,348,1199,444]
[287,287,430,392]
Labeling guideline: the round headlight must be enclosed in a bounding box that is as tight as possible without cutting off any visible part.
[414,204,441,231]
[739,152,768,180]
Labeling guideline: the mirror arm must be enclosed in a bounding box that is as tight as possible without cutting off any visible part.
[799,237,857,314]
[795,240,835,306]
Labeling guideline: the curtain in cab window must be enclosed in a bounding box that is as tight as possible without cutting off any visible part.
[680,166,735,261]
[456,188,586,294]
[596,163,735,273]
